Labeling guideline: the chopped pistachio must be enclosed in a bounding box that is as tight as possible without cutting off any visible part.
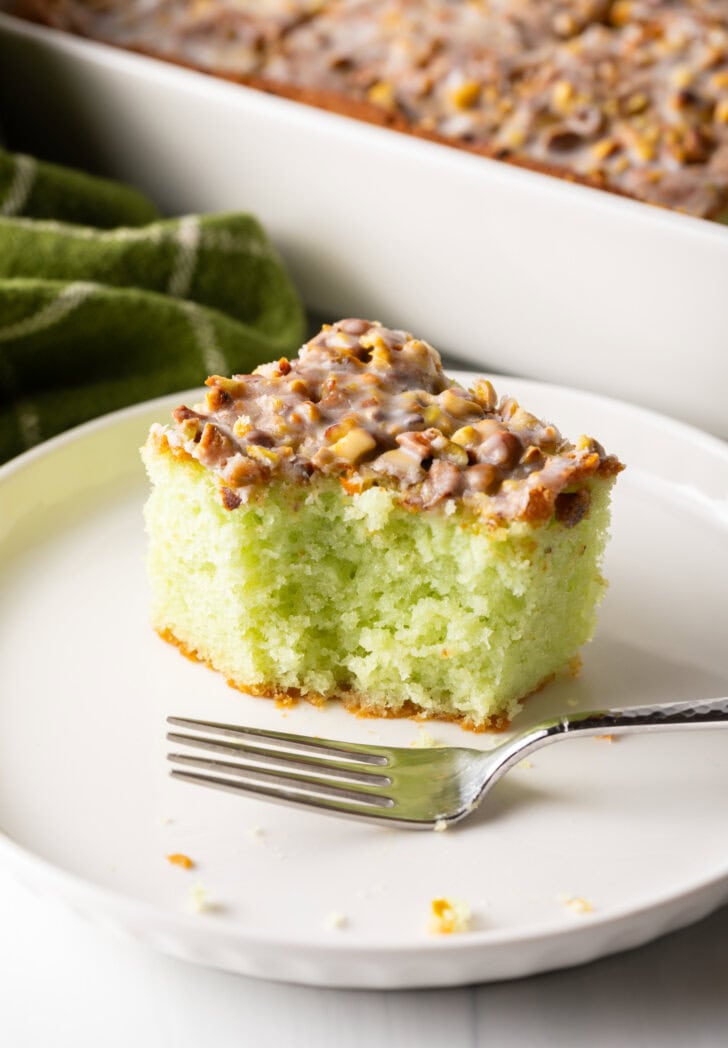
[451,425,477,447]
[449,80,481,110]
[330,426,377,464]
[367,81,396,110]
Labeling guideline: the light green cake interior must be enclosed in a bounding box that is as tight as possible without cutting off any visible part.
[142,442,614,727]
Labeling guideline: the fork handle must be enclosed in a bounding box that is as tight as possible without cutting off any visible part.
[472,698,728,816]
[559,697,728,736]
[486,698,728,792]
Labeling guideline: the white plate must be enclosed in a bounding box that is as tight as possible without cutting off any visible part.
[1,12,728,437]
[1,374,728,989]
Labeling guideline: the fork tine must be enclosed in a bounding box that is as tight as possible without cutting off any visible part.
[167,716,390,765]
[166,750,393,796]
[168,752,393,803]
[169,769,434,826]
[166,731,392,787]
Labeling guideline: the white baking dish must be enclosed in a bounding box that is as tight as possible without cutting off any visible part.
[1,11,727,437]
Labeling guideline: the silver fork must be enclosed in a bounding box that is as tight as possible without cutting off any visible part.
[167,698,728,829]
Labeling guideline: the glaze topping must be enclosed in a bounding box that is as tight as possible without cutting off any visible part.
[152,319,622,524]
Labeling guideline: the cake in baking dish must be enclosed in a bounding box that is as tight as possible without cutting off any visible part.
[141,319,622,730]
[15,0,728,220]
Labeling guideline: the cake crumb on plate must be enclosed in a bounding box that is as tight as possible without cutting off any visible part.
[411,729,439,749]
[429,897,471,934]
[188,882,216,914]
[559,894,594,915]
[325,911,348,930]
[567,655,583,677]
[167,852,195,870]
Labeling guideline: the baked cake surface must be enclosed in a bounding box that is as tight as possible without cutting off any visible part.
[142,319,622,729]
[15,0,728,219]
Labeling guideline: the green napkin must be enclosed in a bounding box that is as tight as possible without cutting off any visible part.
[0,155,305,463]
[0,213,304,343]
[0,148,158,227]
[0,278,303,462]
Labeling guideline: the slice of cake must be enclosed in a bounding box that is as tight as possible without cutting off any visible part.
[141,319,622,730]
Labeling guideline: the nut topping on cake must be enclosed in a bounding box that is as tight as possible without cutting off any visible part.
[155,319,622,523]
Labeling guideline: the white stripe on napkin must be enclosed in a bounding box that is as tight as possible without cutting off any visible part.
[15,399,42,449]
[0,281,99,449]
[0,281,99,343]
[1,154,37,217]
[168,215,201,299]
[0,352,41,451]
[200,228,274,260]
[180,300,227,376]
[0,215,164,242]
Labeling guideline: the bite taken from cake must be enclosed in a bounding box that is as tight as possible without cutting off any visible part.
[142,319,623,730]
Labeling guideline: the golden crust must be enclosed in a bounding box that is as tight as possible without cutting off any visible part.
[156,625,558,733]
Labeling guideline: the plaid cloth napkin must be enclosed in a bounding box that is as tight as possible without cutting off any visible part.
[0,147,158,227]
[0,151,305,463]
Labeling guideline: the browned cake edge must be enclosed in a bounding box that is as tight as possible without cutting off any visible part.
[157,624,579,733]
